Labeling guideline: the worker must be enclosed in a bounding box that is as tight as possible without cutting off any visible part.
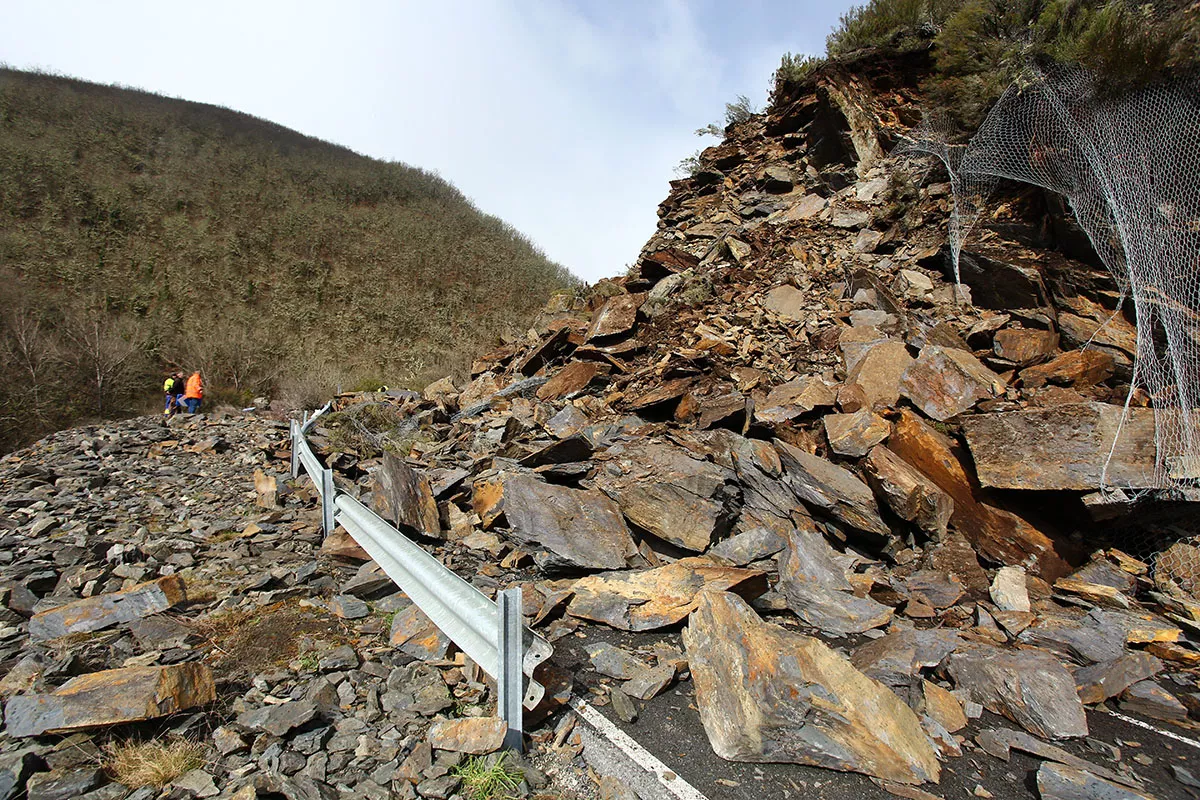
[183,370,204,414]
[162,372,185,415]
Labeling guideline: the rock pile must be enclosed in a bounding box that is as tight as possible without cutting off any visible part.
[292,52,1200,797]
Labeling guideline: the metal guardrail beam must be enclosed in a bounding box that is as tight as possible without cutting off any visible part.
[290,410,552,747]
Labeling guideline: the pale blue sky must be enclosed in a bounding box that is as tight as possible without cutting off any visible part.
[0,0,852,282]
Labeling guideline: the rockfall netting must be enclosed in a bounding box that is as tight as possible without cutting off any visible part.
[903,65,1200,494]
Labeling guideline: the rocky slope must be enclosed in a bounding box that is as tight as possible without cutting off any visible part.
[1,51,1199,800]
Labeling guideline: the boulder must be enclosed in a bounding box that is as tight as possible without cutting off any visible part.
[756,376,838,422]
[568,557,766,630]
[28,575,186,641]
[961,404,1159,490]
[900,346,1002,421]
[492,474,638,571]
[1021,349,1115,388]
[1036,763,1156,800]
[862,445,953,537]
[947,645,1087,739]
[372,453,441,538]
[777,526,893,636]
[887,410,1072,579]
[682,591,940,785]
[824,410,890,457]
[594,439,739,552]
[775,440,890,537]
[1119,680,1188,721]
[1075,653,1163,704]
[537,362,603,401]
[6,663,216,737]
[841,340,913,411]
[586,294,642,340]
[993,329,1059,366]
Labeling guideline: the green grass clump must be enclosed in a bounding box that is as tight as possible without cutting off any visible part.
[451,753,525,800]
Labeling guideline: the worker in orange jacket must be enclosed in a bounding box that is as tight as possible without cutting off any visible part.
[183,371,204,414]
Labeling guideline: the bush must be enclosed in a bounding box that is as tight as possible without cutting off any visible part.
[724,95,757,126]
[827,0,957,56]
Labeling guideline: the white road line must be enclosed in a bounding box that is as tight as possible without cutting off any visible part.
[570,696,712,800]
[1102,707,1200,751]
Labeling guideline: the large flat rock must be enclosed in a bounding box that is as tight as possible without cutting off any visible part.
[961,403,1159,490]
[900,346,1002,421]
[682,591,940,785]
[568,557,766,630]
[947,644,1088,739]
[777,526,893,636]
[774,440,890,537]
[6,663,216,737]
[28,575,185,641]
[495,474,638,571]
[594,439,739,552]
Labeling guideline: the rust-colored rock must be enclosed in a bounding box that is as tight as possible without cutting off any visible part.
[1020,349,1115,388]
[842,339,913,411]
[862,445,953,537]
[568,557,766,630]
[683,591,940,785]
[319,529,371,562]
[29,576,186,641]
[825,409,890,457]
[757,375,838,422]
[5,663,216,737]
[427,717,508,754]
[962,403,1159,490]
[900,346,1003,421]
[887,410,1072,579]
[586,294,642,340]
[537,361,603,400]
[992,329,1059,366]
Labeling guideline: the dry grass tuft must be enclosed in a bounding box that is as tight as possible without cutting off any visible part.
[105,739,206,788]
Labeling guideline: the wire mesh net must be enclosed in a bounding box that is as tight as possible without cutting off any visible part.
[902,65,1200,494]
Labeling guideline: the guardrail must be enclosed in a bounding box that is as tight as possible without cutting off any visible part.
[289,403,552,750]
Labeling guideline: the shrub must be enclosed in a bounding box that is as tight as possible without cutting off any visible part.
[104,739,206,788]
[724,95,758,126]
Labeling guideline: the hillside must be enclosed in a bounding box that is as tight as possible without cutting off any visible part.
[0,68,578,452]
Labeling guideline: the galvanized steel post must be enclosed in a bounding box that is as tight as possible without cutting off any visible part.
[289,420,300,479]
[496,587,525,751]
[321,468,335,536]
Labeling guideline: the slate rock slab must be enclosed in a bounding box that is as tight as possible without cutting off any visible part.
[6,663,216,737]
[499,474,638,571]
[775,440,890,537]
[777,526,893,636]
[683,591,940,785]
[1075,653,1163,704]
[427,717,507,754]
[947,644,1087,739]
[1037,762,1157,800]
[568,557,766,631]
[371,453,441,538]
[28,575,186,641]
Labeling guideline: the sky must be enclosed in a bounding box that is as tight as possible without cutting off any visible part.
[0,0,853,283]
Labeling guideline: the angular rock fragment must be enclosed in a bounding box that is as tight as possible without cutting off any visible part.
[6,663,216,737]
[623,663,677,700]
[887,411,1071,579]
[683,591,940,785]
[1021,349,1115,388]
[947,645,1087,739]
[29,575,186,641]
[427,718,507,754]
[390,602,451,661]
[568,557,766,631]
[708,527,786,566]
[594,439,739,552]
[763,285,808,321]
[841,339,913,411]
[372,453,441,538]
[536,362,604,401]
[900,346,1002,421]
[777,526,893,635]
[993,329,1059,367]
[587,294,643,341]
[756,375,838,422]
[851,628,961,692]
[494,475,638,571]
[862,445,953,537]
[962,404,1159,490]
[990,566,1031,612]
[238,699,317,737]
[775,441,890,536]
[1075,653,1163,704]
[919,680,967,733]
[1119,680,1188,721]
[1036,763,1156,800]
[586,642,649,680]
[825,409,890,457]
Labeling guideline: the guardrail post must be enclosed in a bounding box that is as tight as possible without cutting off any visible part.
[289,420,300,480]
[496,587,525,751]
[321,468,335,536]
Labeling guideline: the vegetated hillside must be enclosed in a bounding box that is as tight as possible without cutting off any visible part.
[0,68,578,452]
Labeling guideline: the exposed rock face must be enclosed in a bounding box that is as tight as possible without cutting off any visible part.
[486,474,637,571]
[682,591,940,785]
[946,645,1088,739]
[594,439,740,552]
